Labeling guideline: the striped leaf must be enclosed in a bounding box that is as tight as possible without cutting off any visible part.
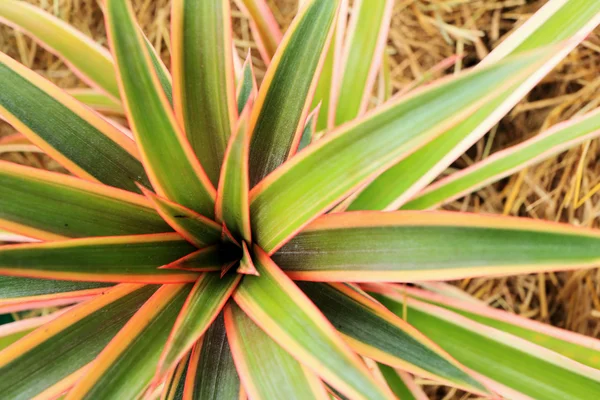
[163,245,240,273]
[248,0,340,186]
[333,0,394,125]
[0,233,198,283]
[376,365,427,400]
[311,0,347,132]
[233,246,394,400]
[233,0,282,63]
[0,284,157,400]
[183,313,241,400]
[141,188,222,249]
[297,282,485,393]
[66,284,192,400]
[0,52,149,193]
[250,50,549,253]
[348,0,600,211]
[157,273,241,378]
[216,102,252,243]
[225,302,329,399]
[236,53,257,115]
[370,285,600,400]
[0,309,67,351]
[401,285,600,370]
[67,89,124,115]
[143,34,173,105]
[237,242,258,276]
[172,0,237,185]
[0,0,120,98]
[105,0,216,216]
[0,161,171,240]
[404,107,600,210]
[160,351,190,400]
[297,104,320,152]
[0,276,111,313]
[273,211,600,282]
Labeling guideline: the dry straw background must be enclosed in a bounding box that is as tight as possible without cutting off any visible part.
[1,0,600,398]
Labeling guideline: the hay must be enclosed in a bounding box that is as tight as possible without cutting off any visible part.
[1,1,600,398]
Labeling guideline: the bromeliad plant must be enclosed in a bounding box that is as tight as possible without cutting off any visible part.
[2,0,600,398]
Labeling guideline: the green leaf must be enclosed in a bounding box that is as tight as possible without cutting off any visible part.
[233,246,394,400]
[143,35,173,105]
[216,104,252,243]
[105,0,216,216]
[225,302,329,399]
[157,273,240,377]
[248,0,340,186]
[236,54,256,115]
[171,0,237,185]
[348,0,600,211]
[403,107,600,210]
[333,0,393,125]
[67,89,124,115]
[297,104,320,152]
[0,233,198,283]
[0,284,157,400]
[371,286,600,400]
[0,161,171,240]
[233,0,282,63]
[273,211,600,281]
[310,0,345,132]
[163,245,240,273]
[250,50,549,253]
[401,285,600,371]
[67,284,192,399]
[141,188,222,248]
[0,0,120,98]
[185,313,241,400]
[160,350,190,400]
[0,276,112,313]
[297,283,484,392]
[0,52,150,193]
[376,365,426,400]
[0,311,64,351]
